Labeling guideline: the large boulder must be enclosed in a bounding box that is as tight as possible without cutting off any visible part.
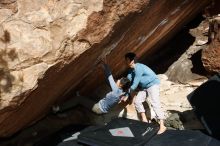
[0,0,210,137]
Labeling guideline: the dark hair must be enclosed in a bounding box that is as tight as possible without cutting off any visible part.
[120,77,131,91]
[125,52,137,63]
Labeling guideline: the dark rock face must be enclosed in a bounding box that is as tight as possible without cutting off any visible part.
[165,17,210,83]
[0,0,210,137]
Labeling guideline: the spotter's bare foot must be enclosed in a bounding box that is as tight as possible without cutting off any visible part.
[157,125,167,134]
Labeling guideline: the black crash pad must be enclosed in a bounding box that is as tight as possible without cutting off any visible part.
[77,117,159,146]
[57,129,220,146]
[59,118,220,146]
[57,140,84,146]
[146,130,220,146]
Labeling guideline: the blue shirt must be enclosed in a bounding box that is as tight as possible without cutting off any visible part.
[98,64,124,113]
[127,63,160,91]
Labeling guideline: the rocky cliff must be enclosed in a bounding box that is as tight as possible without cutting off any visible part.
[0,0,210,137]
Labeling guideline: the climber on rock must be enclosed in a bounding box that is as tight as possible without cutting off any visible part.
[52,57,131,115]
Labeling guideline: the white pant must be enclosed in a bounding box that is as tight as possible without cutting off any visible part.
[134,84,165,120]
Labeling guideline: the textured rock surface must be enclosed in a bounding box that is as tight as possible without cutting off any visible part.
[202,16,220,73]
[165,18,209,83]
[0,0,104,137]
[201,0,220,73]
[166,16,209,84]
[0,0,210,137]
